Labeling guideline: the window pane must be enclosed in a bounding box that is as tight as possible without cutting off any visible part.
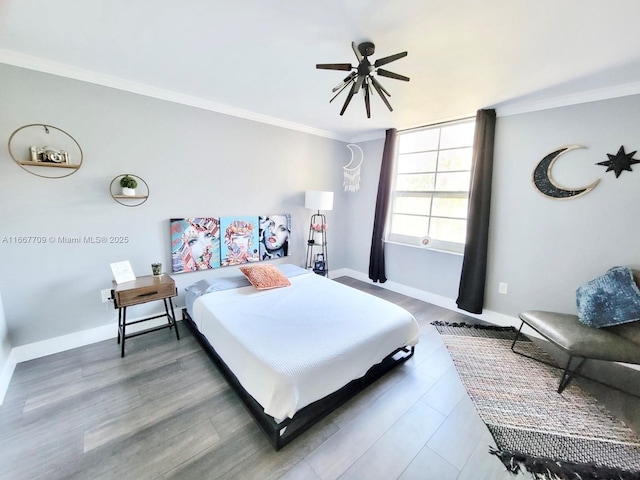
[435,172,470,192]
[398,129,439,154]
[437,147,472,171]
[430,217,467,243]
[439,122,475,149]
[396,173,435,192]
[391,118,474,251]
[397,151,437,173]
[390,214,429,237]
[432,197,468,219]
[394,195,432,215]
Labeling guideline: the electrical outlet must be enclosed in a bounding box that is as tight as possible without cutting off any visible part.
[101,289,112,303]
[498,282,508,295]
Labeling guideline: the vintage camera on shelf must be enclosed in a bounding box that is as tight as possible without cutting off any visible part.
[29,146,70,164]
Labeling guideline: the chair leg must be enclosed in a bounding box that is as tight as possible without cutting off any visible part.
[557,356,586,393]
[511,321,525,351]
[512,322,588,395]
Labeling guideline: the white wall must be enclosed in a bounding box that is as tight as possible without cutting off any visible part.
[0,63,347,347]
[0,292,12,390]
[3,61,640,358]
[487,96,640,316]
[346,95,640,319]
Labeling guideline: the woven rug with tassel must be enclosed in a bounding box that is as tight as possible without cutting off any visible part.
[432,322,640,480]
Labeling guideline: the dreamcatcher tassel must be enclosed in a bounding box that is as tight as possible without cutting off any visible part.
[343,167,361,192]
[343,144,363,192]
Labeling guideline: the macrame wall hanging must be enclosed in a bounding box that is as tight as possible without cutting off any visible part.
[343,143,363,192]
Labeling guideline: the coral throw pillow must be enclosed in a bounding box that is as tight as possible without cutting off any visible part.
[239,264,291,290]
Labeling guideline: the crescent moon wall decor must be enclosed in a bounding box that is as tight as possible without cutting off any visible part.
[532,145,600,200]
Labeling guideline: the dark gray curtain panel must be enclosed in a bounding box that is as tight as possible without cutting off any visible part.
[368,128,397,283]
[456,109,497,313]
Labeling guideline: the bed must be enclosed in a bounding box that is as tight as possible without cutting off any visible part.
[182,264,420,450]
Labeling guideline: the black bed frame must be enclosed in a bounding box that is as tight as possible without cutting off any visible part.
[182,308,415,451]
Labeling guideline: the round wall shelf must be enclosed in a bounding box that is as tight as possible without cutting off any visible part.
[110,174,149,207]
[8,124,83,179]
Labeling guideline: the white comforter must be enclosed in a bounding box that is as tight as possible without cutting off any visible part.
[192,272,419,422]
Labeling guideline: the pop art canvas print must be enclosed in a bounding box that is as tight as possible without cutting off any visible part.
[259,214,291,260]
[219,216,260,266]
[170,218,221,273]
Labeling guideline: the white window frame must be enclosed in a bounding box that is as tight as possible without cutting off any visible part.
[386,117,475,255]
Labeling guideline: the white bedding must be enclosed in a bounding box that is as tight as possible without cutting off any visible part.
[192,271,420,422]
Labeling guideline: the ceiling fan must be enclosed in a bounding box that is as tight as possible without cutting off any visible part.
[316,41,409,118]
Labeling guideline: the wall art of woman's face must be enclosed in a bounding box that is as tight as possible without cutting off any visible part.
[263,215,289,251]
[185,228,213,262]
[170,217,221,273]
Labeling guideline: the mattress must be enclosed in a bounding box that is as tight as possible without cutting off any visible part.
[191,271,420,422]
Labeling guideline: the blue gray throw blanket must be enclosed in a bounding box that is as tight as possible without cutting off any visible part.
[576,266,640,328]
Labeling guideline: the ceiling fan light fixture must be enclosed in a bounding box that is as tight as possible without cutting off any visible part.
[316,41,409,118]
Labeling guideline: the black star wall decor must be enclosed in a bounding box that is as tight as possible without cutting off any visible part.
[596,145,640,178]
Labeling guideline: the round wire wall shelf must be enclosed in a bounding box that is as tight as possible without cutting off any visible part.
[110,174,150,207]
[8,124,83,179]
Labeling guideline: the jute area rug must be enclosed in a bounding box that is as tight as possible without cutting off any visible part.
[433,322,640,480]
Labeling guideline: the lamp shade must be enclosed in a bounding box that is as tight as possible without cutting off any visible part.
[305,190,334,211]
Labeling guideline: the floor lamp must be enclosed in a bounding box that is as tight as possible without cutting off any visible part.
[305,190,334,275]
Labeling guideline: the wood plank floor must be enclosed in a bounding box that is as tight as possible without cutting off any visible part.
[0,277,636,479]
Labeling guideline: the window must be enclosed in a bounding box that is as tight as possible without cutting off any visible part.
[387,118,475,254]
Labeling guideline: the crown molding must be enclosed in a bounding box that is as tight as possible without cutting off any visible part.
[495,81,640,117]
[349,130,386,143]
[348,130,386,143]
[0,49,344,141]
[4,49,640,142]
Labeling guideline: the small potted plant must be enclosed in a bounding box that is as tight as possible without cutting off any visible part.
[120,175,138,196]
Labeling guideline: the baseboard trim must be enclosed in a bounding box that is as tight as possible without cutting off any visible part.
[335,268,640,373]
[0,351,17,406]
[10,324,115,365]
[334,267,516,324]
[0,313,175,405]
[11,314,172,364]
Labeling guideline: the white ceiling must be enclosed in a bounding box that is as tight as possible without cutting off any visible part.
[2,0,640,142]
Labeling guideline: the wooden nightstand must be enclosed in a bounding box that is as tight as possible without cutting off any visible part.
[112,274,179,357]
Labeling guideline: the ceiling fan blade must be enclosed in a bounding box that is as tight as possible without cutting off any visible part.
[374,51,407,68]
[340,82,358,116]
[364,81,371,118]
[371,78,393,112]
[330,77,356,102]
[332,72,357,92]
[316,63,353,71]
[353,75,365,94]
[351,41,363,63]
[376,68,410,82]
[371,77,391,97]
